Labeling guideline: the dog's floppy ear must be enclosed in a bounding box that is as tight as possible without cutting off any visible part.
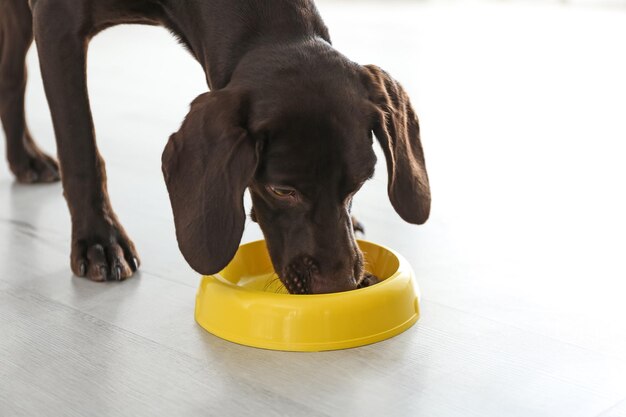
[162,89,257,274]
[361,64,431,225]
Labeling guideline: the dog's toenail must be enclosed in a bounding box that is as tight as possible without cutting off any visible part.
[79,262,86,276]
[100,266,108,280]
[115,266,123,281]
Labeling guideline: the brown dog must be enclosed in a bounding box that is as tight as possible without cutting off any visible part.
[0,0,430,293]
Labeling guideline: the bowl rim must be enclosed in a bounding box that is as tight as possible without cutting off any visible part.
[206,239,411,298]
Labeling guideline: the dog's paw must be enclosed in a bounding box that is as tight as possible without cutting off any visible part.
[71,223,140,282]
[9,145,60,184]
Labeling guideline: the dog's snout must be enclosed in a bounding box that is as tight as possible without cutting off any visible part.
[281,254,361,295]
[309,274,357,295]
[282,255,318,294]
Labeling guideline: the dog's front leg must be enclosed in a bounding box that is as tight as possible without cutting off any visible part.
[0,0,59,183]
[32,1,139,281]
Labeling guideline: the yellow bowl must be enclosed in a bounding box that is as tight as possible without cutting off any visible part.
[195,239,420,351]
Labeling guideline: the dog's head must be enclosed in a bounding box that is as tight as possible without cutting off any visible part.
[162,55,430,294]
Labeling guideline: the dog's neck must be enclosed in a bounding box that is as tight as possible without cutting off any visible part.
[161,0,331,90]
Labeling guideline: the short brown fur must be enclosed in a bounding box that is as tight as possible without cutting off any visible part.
[0,0,430,293]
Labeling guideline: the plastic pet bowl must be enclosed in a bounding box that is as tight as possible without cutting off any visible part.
[195,239,420,351]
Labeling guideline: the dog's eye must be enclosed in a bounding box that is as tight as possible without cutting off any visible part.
[267,185,297,199]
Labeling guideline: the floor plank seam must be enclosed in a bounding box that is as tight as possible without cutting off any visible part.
[0,285,204,364]
[423,298,626,365]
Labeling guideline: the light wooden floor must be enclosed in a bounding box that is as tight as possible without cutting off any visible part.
[2,2,626,416]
